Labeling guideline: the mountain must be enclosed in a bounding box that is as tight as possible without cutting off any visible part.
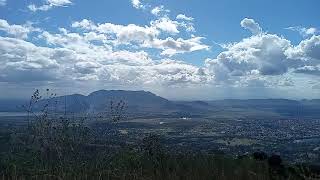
[1,90,320,119]
[29,90,179,116]
[87,90,172,112]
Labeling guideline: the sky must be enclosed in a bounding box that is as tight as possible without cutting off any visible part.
[0,0,320,100]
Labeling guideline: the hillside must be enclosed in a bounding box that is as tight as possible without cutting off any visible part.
[1,90,320,118]
[25,90,181,116]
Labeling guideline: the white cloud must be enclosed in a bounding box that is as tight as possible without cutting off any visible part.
[175,14,195,32]
[0,19,39,39]
[205,18,320,87]
[286,26,318,37]
[151,17,179,34]
[179,21,195,32]
[47,0,72,6]
[285,35,320,61]
[0,34,208,86]
[0,17,211,88]
[131,0,145,9]
[151,7,161,16]
[151,5,170,16]
[72,19,159,44]
[72,19,208,56]
[39,30,153,66]
[304,28,317,35]
[150,37,209,56]
[144,60,210,85]
[72,19,97,30]
[83,32,108,42]
[176,14,194,21]
[0,37,60,82]
[1,16,320,99]
[28,0,72,12]
[206,33,292,82]
[0,0,6,6]
[114,24,159,44]
[28,4,51,12]
[131,1,196,33]
[131,2,195,34]
[240,18,262,35]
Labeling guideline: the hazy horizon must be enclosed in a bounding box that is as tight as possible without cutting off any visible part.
[1,88,319,102]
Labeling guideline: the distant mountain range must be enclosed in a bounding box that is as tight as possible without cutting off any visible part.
[1,90,320,118]
[0,90,179,116]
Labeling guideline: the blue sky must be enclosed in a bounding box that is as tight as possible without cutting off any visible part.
[0,0,320,100]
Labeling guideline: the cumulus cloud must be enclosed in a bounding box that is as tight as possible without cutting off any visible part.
[285,35,320,61]
[39,29,153,66]
[28,0,72,12]
[150,14,195,33]
[72,19,208,56]
[0,37,60,82]
[206,33,292,83]
[0,31,208,86]
[204,18,320,88]
[0,19,39,39]
[71,19,97,30]
[240,18,262,35]
[1,13,320,96]
[114,24,159,44]
[72,19,158,43]
[0,17,213,89]
[151,17,179,34]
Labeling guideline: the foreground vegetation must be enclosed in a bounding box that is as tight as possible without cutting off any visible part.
[1,127,316,180]
[0,90,319,180]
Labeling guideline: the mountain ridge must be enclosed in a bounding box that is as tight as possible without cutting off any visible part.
[1,90,320,118]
